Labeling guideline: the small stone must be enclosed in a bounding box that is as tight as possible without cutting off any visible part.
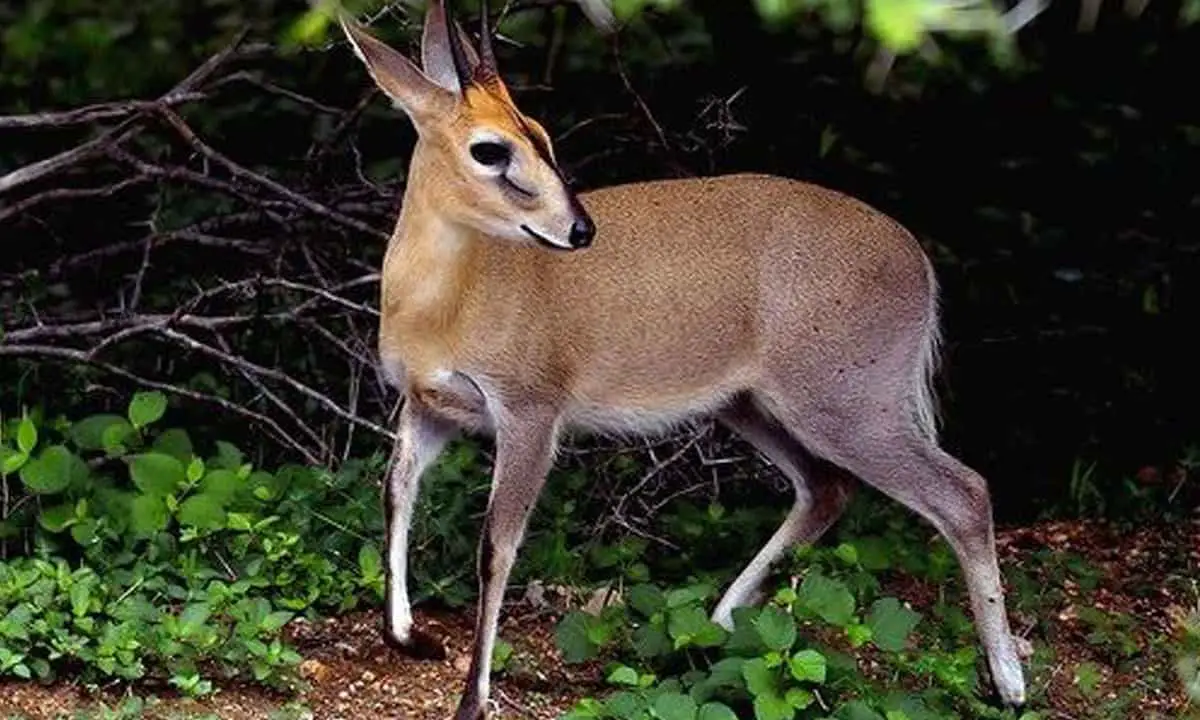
[299,659,330,684]
[454,654,471,673]
[362,669,376,683]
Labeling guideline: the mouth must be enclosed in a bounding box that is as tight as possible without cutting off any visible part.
[520,224,573,252]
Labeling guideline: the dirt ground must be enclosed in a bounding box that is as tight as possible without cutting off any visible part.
[0,518,1196,720]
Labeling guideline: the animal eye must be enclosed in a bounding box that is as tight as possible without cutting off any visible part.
[469,141,511,167]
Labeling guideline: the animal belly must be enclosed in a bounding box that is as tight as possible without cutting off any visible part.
[564,384,743,438]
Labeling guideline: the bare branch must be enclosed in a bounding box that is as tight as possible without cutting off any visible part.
[151,327,394,440]
[153,108,388,240]
[0,95,204,131]
[0,343,321,464]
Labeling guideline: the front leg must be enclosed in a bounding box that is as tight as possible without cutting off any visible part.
[383,396,457,658]
[454,410,559,720]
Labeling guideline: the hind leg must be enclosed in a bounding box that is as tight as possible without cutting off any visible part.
[711,395,857,629]
[773,397,1026,707]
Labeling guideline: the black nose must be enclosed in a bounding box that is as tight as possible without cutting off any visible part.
[568,214,596,249]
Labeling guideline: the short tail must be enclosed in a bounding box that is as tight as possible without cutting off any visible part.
[913,255,944,441]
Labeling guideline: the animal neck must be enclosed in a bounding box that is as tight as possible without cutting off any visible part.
[385,150,479,324]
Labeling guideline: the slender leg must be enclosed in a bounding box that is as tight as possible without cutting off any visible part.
[711,396,857,629]
[383,397,457,658]
[454,411,559,720]
[786,407,1026,707]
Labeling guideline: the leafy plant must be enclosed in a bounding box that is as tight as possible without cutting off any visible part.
[0,393,396,690]
[555,538,1037,720]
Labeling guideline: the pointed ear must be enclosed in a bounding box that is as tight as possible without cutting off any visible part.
[421,0,480,93]
[337,11,453,122]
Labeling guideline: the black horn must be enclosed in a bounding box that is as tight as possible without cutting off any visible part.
[477,0,499,82]
[442,0,474,90]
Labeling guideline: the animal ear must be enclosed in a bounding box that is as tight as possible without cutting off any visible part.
[338,11,454,122]
[421,0,480,93]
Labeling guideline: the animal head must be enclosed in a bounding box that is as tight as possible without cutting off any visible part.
[338,0,596,250]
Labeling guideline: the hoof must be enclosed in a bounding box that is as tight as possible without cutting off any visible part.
[986,650,1028,709]
[383,625,447,661]
[453,700,486,720]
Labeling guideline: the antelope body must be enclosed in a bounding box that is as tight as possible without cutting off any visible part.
[337,3,1028,718]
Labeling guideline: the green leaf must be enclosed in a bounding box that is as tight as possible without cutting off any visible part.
[741,657,777,697]
[260,610,294,633]
[70,414,127,451]
[17,417,37,454]
[102,420,136,455]
[69,583,91,617]
[852,536,892,571]
[227,512,254,531]
[1073,661,1102,697]
[753,0,792,23]
[607,664,640,686]
[665,584,712,608]
[358,542,383,579]
[20,445,85,494]
[789,649,827,684]
[128,391,167,429]
[129,493,169,536]
[846,622,873,648]
[38,503,76,532]
[785,688,813,709]
[839,700,885,720]
[752,692,794,720]
[697,703,738,720]
[153,428,194,462]
[213,441,244,470]
[753,605,796,652]
[668,605,726,648]
[0,445,27,475]
[199,468,241,501]
[186,457,205,483]
[652,692,697,720]
[563,698,605,720]
[833,543,859,565]
[284,7,333,47]
[629,583,666,617]
[865,0,924,53]
[179,603,211,635]
[633,623,672,658]
[726,606,768,655]
[798,572,856,627]
[707,657,746,687]
[129,452,185,497]
[177,492,226,531]
[70,519,98,546]
[556,612,599,663]
[867,598,921,652]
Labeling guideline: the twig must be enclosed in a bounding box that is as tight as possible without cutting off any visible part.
[0,28,251,196]
[0,343,321,464]
[152,327,395,440]
[611,35,669,152]
[154,107,388,240]
[0,177,151,225]
[0,95,205,131]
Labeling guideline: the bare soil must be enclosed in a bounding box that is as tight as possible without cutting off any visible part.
[1,518,1196,720]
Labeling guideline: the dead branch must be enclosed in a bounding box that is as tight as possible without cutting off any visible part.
[0,343,322,464]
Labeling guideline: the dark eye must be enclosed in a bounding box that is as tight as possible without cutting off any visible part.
[469,141,511,167]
